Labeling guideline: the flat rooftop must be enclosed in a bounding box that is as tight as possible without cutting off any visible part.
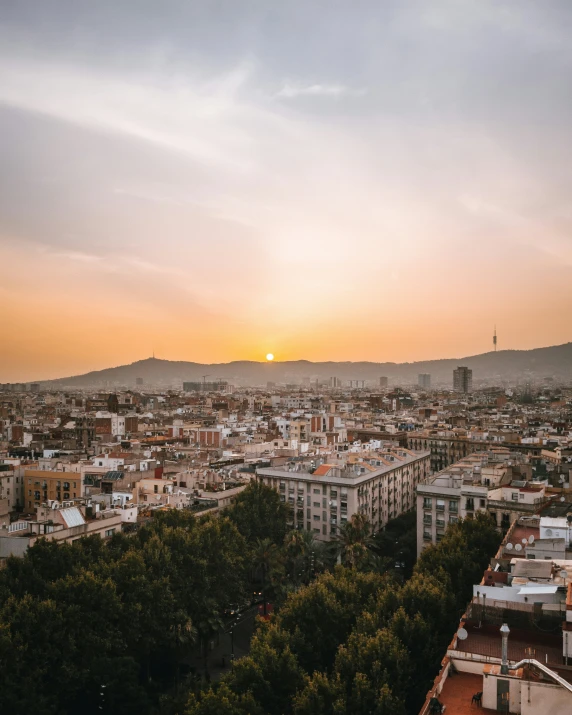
[437,672,495,715]
[454,623,563,667]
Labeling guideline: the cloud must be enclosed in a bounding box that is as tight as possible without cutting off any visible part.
[274,83,367,99]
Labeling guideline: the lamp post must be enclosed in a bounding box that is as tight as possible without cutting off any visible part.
[500,623,510,674]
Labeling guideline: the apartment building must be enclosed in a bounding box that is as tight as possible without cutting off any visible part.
[453,365,473,393]
[23,469,85,513]
[416,451,548,555]
[257,447,430,541]
[0,462,24,511]
[420,516,572,714]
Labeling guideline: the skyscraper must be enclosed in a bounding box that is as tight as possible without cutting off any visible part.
[453,366,472,393]
[379,376,388,388]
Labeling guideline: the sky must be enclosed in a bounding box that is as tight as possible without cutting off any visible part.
[1,1,572,381]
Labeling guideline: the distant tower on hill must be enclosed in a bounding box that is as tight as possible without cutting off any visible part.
[493,326,497,352]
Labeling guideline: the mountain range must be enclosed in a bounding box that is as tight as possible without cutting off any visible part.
[41,342,572,388]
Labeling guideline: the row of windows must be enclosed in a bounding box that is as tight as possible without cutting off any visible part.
[29,479,77,489]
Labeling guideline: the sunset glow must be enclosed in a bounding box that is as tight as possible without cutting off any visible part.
[1,2,571,382]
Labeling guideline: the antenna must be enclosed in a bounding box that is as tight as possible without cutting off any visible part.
[493,325,497,352]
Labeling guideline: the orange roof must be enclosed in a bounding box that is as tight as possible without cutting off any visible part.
[313,464,333,476]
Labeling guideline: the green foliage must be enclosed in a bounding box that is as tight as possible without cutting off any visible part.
[225,481,289,544]
[0,485,500,715]
[191,512,500,715]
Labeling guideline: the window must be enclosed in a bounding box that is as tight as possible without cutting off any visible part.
[511,493,519,501]
[313,515,320,521]
[105,528,116,537]
[313,488,320,494]
[449,516,458,524]
[307,495,311,506]
[322,524,327,535]
[313,501,320,508]
[519,493,525,500]
[466,498,474,511]
[322,498,327,508]
[154,485,158,494]
[436,518,445,528]
[307,508,311,518]
[423,514,432,525]
[449,500,458,513]
[436,500,445,511]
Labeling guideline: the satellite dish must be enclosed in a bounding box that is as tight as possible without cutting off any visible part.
[528,535,535,544]
[561,497,566,503]
[522,538,528,544]
[506,543,514,551]
[560,570,567,579]
[457,628,468,641]
[546,529,553,537]
[515,544,523,552]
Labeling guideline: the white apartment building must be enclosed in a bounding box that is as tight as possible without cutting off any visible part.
[416,451,548,556]
[257,448,430,541]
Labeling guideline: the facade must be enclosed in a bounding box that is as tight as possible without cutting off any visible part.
[416,451,548,556]
[23,469,84,513]
[0,503,122,558]
[257,448,430,541]
[379,376,388,388]
[418,373,431,389]
[453,366,473,393]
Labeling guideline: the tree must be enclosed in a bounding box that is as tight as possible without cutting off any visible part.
[335,513,374,569]
[252,538,284,615]
[225,481,289,544]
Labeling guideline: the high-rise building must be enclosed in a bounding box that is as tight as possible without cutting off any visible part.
[418,373,431,389]
[453,366,472,393]
[379,376,388,388]
[135,377,144,386]
[330,377,341,387]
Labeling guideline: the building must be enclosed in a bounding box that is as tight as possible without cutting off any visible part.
[136,377,144,386]
[418,373,431,389]
[453,366,473,393]
[23,469,85,513]
[257,447,430,541]
[0,502,123,558]
[416,451,549,556]
[420,516,572,714]
[330,377,342,388]
[183,381,228,392]
[379,376,388,388]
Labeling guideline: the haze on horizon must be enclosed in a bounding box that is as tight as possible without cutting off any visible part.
[1,1,572,382]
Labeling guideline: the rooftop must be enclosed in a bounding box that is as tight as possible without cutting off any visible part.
[433,672,495,715]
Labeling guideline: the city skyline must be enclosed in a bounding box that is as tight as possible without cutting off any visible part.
[2,2,572,380]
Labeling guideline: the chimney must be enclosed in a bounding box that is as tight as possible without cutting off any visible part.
[500,623,510,674]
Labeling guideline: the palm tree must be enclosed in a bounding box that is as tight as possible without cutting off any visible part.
[335,513,375,569]
[252,538,283,616]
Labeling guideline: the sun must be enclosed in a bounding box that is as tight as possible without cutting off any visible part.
[266,353,274,361]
